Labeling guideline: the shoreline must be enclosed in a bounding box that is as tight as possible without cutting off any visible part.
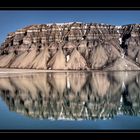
[0,68,139,78]
[0,68,100,73]
[0,68,140,74]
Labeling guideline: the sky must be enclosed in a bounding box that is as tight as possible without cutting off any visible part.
[0,10,140,44]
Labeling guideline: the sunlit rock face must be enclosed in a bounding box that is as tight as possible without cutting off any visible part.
[0,22,140,70]
[0,72,140,120]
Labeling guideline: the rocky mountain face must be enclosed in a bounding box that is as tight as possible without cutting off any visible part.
[0,22,140,70]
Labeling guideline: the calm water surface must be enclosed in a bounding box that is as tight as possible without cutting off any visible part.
[0,71,140,130]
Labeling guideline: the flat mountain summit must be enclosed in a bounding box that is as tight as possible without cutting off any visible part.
[0,22,140,70]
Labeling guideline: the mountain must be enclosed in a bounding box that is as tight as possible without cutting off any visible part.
[0,22,140,70]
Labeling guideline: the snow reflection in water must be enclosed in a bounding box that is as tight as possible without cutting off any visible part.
[0,71,140,120]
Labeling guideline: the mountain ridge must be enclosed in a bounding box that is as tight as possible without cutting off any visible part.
[0,22,140,70]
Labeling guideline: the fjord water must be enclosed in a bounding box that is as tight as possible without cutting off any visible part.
[0,71,140,130]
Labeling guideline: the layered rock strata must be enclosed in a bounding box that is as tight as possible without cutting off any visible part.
[0,23,140,70]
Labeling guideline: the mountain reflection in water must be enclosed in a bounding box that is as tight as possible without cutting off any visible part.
[0,71,140,120]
